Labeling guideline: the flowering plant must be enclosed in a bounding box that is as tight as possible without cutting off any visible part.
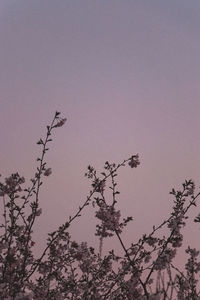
[0,112,200,299]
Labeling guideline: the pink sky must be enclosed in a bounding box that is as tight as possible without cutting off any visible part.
[1,1,200,267]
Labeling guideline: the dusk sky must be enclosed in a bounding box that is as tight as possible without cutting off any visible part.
[1,1,200,265]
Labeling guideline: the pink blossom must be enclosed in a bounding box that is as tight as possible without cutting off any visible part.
[44,168,52,176]
[128,154,140,168]
[35,208,42,216]
[54,118,67,128]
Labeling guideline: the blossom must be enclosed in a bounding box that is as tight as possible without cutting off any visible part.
[185,181,195,196]
[44,168,52,176]
[92,178,106,193]
[35,208,42,216]
[128,154,140,168]
[54,118,67,128]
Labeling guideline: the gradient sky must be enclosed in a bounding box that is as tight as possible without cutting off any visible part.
[1,1,200,266]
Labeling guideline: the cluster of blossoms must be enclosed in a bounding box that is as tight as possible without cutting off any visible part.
[1,112,200,299]
[95,203,122,237]
[0,173,25,196]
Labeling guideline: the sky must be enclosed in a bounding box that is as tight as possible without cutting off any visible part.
[0,0,200,267]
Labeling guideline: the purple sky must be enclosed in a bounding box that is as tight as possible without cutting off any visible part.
[1,1,200,265]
